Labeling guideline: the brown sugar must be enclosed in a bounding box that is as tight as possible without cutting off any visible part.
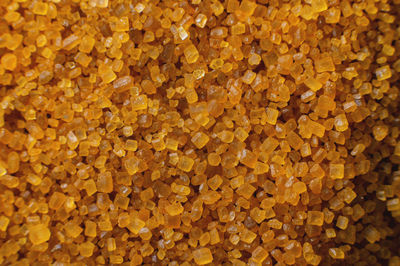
[0,0,400,264]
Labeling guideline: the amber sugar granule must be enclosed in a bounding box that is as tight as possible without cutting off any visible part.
[0,0,400,265]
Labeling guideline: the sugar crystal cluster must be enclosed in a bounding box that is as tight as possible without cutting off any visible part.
[0,0,400,265]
